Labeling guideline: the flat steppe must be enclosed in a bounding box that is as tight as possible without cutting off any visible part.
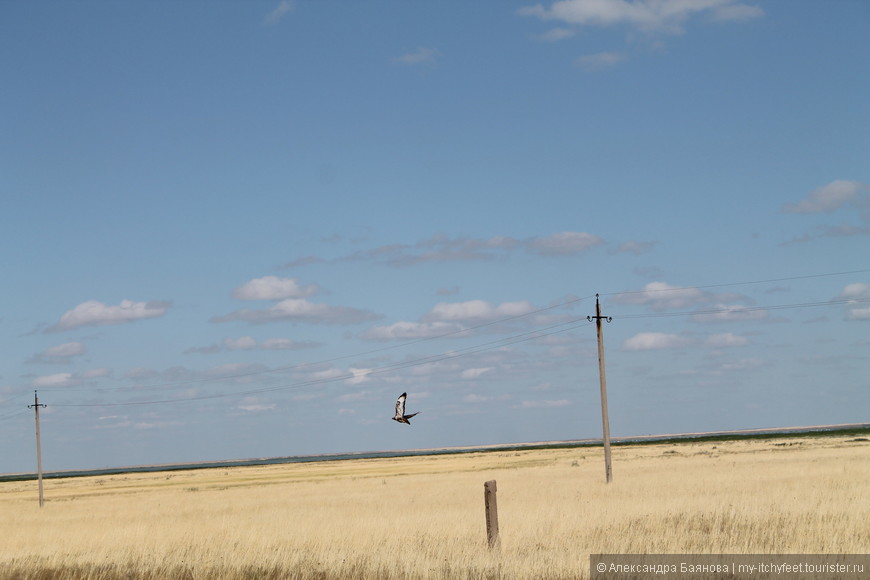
[2,434,868,579]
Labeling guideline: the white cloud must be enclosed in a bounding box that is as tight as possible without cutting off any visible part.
[839,282,870,300]
[31,367,111,387]
[838,283,870,321]
[359,320,465,341]
[261,337,320,350]
[425,300,536,322]
[393,47,439,65]
[705,333,748,348]
[624,332,690,351]
[712,3,764,21]
[514,399,571,408]
[691,304,768,323]
[297,232,606,268]
[461,367,494,380]
[382,235,518,266]
[783,180,867,214]
[80,368,111,379]
[186,336,320,354]
[310,368,344,381]
[346,368,372,385]
[527,231,604,255]
[232,276,319,300]
[211,298,380,325]
[463,393,489,403]
[613,281,710,311]
[845,306,870,321]
[47,299,170,332]
[237,397,276,412]
[208,362,265,377]
[264,0,294,25]
[224,336,258,350]
[44,341,86,357]
[29,341,87,363]
[715,358,767,372]
[518,0,763,34]
[576,51,625,70]
[32,372,75,387]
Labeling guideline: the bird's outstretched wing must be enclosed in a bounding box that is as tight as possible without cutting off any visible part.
[394,392,407,420]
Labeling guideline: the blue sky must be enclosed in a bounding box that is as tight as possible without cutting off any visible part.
[1,0,868,473]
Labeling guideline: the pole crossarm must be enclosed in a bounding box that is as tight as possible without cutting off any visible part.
[587,294,612,324]
[27,395,47,411]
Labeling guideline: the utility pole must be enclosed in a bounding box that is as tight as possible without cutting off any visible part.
[28,391,47,507]
[588,294,613,483]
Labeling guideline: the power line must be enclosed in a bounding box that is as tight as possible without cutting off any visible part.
[29,293,596,398]
[617,297,870,320]
[51,317,595,408]
[7,267,867,409]
[40,293,870,409]
[601,268,870,298]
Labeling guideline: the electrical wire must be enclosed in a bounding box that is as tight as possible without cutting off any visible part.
[29,293,596,397]
[601,268,870,298]
[51,317,595,408]
[6,267,867,410]
[39,294,870,408]
[617,297,870,320]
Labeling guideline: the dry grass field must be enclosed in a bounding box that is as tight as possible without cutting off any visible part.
[1,435,868,579]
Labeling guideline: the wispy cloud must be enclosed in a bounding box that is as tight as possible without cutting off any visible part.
[360,299,542,342]
[782,180,868,214]
[237,397,276,413]
[527,231,605,255]
[534,27,577,42]
[393,47,439,65]
[613,281,715,311]
[705,333,749,348]
[838,283,870,321]
[28,341,87,364]
[282,231,608,269]
[47,300,171,333]
[264,0,295,26]
[231,276,320,300]
[623,332,691,351]
[185,336,320,354]
[514,399,571,409]
[518,0,763,34]
[780,180,870,244]
[425,299,536,323]
[31,368,110,388]
[212,298,381,326]
[576,51,625,70]
[691,304,769,323]
[359,320,464,341]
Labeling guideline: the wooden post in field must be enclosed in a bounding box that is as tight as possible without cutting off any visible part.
[484,479,500,549]
[28,391,47,507]
[588,294,613,483]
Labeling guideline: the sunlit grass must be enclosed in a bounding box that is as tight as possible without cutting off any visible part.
[2,436,868,579]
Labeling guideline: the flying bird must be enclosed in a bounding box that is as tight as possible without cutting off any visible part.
[392,392,419,425]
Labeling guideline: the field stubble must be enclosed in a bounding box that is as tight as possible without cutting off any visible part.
[1,436,868,579]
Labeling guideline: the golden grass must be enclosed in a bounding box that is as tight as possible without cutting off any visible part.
[1,436,868,579]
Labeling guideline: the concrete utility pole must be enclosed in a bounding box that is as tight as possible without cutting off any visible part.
[588,294,613,483]
[28,391,47,507]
